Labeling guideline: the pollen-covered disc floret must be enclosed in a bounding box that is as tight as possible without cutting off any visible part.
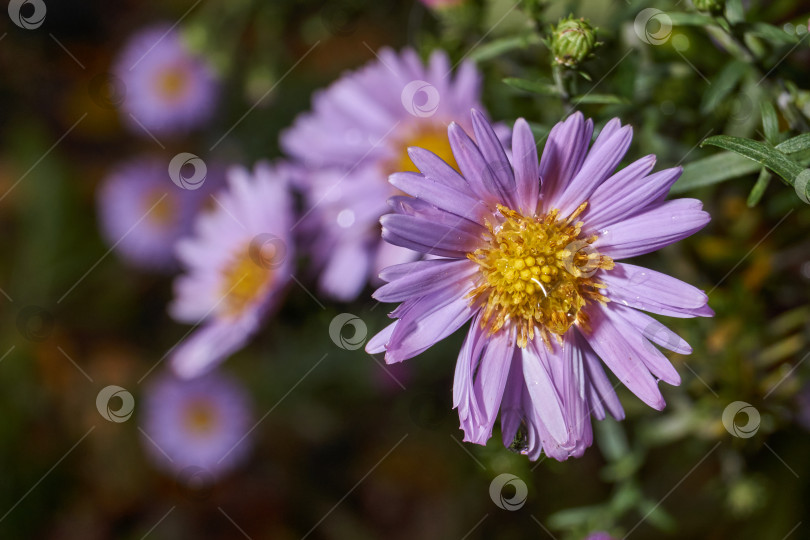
[469,202,614,348]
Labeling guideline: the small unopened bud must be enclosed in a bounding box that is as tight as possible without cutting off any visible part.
[550,16,599,68]
[692,0,725,14]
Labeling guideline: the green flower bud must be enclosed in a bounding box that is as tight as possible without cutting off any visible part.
[692,0,725,14]
[550,16,599,68]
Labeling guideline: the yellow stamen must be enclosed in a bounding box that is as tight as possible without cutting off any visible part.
[183,399,218,435]
[220,245,274,317]
[468,203,613,348]
[386,122,459,175]
[155,68,189,102]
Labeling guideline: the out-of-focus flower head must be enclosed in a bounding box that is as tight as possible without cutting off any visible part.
[282,47,505,301]
[96,156,223,271]
[169,162,294,378]
[418,0,465,9]
[368,110,712,461]
[113,24,219,136]
[140,370,253,477]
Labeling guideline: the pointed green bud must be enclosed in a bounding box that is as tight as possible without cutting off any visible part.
[549,16,599,68]
[692,0,725,14]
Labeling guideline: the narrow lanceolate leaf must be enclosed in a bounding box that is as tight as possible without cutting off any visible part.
[670,151,761,193]
[572,93,629,105]
[503,77,560,96]
[760,101,780,145]
[700,61,749,114]
[743,22,800,45]
[775,133,810,154]
[701,134,805,188]
[747,168,772,207]
[470,34,542,62]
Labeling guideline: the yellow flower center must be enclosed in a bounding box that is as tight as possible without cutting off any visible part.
[183,399,218,435]
[388,122,459,174]
[220,245,274,317]
[468,203,614,348]
[156,67,189,102]
[144,190,175,226]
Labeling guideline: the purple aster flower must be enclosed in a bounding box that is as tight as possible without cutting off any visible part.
[96,156,223,271]
[140,370,253,477]
[114,24,218,136]
[282,47,504,301]
[367,110,712,461]
[169,162,293,378]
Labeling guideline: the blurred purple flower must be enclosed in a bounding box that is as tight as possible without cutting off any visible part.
[140,370,253,477]
[114,24,218,136]
[367,110,713,461]
[96,156,222,271]
[282,47,502,301]
[169,162,294,378]
[584,533,615,540]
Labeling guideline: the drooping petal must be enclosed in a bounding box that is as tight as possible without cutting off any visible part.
[581,305,666,410]
[522,338,569,443]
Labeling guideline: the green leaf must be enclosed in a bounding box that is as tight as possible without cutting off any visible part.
[671,151,761,193]
[637,498,677,532]
[502,77,560,96]
[572,93,628,105]
[725,0,745,24]
[701,134,805,187]
[700,61,749,114]
[469,33,542,62]
[746,168,771,207]
[775,133,810,154]
[743,22,799,45]
[760,101,780,144]
[666,12,716,27]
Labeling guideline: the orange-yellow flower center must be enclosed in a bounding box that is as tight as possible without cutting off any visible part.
[183,399,218,435]
[144,190,175,226]
[388,122,458,174]
[156,67,189,102]
[220,245,274,317]
[468,203,613,348]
